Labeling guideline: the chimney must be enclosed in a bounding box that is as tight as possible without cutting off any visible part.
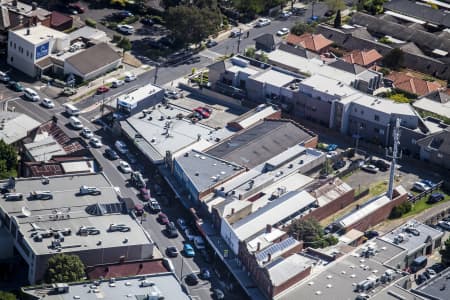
[257,242,261,251]
[238,194,242,200]
[267,253,272,262]
[26,28,30,35]
[266,224,272,233]
[31,2,37,10]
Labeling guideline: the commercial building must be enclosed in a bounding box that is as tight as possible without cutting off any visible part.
[0,173,154,283]
[22,272,190,300]
[413,267,450,299]
[413,91,450,122]
[7,24,121,79]
[115,83,164,115]
[0,111,41,145]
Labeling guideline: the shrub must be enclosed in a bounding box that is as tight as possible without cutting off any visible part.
[121,15,139,25]
[112,34,122,43]
[85,18,97,28]
[151,15,164,24]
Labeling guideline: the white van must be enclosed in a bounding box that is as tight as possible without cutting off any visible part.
[24,88,40,102]
[69,116,83,129]
[64,103,80,116]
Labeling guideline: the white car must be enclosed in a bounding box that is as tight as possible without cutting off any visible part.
[124,72,136,82]
[255,18,271,27]
[89,137,102,148]
[277,27,289,36]
[412,181,430,192]
[81,127,94,139]
[111,79,125,88]
[41,98,55,108]
[361,164,379,173]
[117,24,134,34]
[326,150,338,159]
[119,160,132,173]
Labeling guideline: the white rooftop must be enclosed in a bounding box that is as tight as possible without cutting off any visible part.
[351,93,417,116]
[0,112,41,144]
[251,69,297,87]
[338,195,391,228]
[116,83,162,108]
[12,24,67,44]
[267,254,314,286]
[413,97,450,119]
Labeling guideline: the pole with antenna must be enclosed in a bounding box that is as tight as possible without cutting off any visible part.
[386,118,402,200]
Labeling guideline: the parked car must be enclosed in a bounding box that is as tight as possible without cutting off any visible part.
[416,273,427,285]
[140,187,151,201]
[212,289,225,300]
[185,273,198,285]
[206,39,218,48]
[183,243,195,257]
[117,24,134,34]
[23,88,40,102]
[115,140,129,154]
[279,11,292,19]
[184,228,195,241]
[119,160,132,173]
[81,127,93,139]
[148,199,161,213]
[255,18,271,27]
[108,223,131,232]
[421,179,436,188]
[0,71,10,82]
[89,137,102,148]
[124,72,137,82]
[116,10,133,18]
[166,221,178,238]
[229,30,242,38]
[79,185,101,196]
[427,193,444,204]
[426,268,437,278]
[438,221,450,231]
[105,148,119,160]
[166,246,178,257]
[41,98,55,108]
[372,159,390,172]
[332,160,346,170]
[277,27,290,36]
[177,218,188,231]
[324,10,335,17]
[361,164,379,173]
[429,263,446,274]
[412,181,430,192]
[157,212,169,225]
[364,230,379,239]
[67,3,85,14]
[111,79,124,88]
[97,85,109,94]
[199,268,211,280]
[141,18,154,26]
[194,107,211,118]
[61,87,77,96]
[8,81,23,92]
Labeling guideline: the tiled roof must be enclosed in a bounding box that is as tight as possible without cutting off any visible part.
[286,33,333,52]
[342,49,382,66]
[50,11,72,27]
[387,72,442,96]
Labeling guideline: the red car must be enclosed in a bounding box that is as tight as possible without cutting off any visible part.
[97,86,109,94]
[194,107,211,118]
[157,212,169,225]
[140,188,151,201]
[134,203,144,216]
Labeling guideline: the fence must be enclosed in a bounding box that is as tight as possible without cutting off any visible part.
[408,181,443,203]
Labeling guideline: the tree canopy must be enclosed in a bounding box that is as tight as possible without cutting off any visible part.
[165,5,221,46]
[0,140,17,179]
[288,219,338,249]
[45,254,85,283]
[441,236,450,267]
[358,0,385,15]
[326,0,345,12]
[290,22,315,36]
[232,0,287,17]
[0,291,16,300]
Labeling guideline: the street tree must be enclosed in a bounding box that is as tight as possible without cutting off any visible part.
[0,140,17,178]
[118,37,132,51]
[326,0,345,12]
[288,219,338,249]
[290,22,315,35]
[382,48,404,70]
[45,254,85,283]
[441,236,450,267]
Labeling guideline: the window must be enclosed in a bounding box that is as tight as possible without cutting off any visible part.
[354,108,357,112]
[9,41,11,47]
[26,50,29,57]
[374,115,379,121]
[10,56,13,62]
[360,110,364,115]
[13,43,16,49]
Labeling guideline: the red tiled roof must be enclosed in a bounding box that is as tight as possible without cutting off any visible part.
[387,72,442,96]
[286,33,333,52]
[50,11,72,27]
[342,49,382,66]
[86,260,168,280]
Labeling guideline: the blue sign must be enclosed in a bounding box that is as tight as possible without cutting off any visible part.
[35,42,49,60]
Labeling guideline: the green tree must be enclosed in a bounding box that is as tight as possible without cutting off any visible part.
[359,0,385,15]
[245,47,256,58]
[290,22,315,36]
[326,0,345,12]
[389,93,411,103]
[441,236,450,267]
[0,140,17,177]
[0,291,16,300]
[288,219,338,249]
[382,48,404,70]
[45,254,85,283]
[118,37,132,51]
[334,9,342,28]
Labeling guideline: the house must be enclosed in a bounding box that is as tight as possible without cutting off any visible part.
[254,33,276,52]
[413,90,450,120]
[417,129,450,169]
[286,33,333,53]
[342,49,383,67]
[386,72,442,97]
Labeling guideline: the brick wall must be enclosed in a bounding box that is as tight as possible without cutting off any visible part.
[305,188,355,221]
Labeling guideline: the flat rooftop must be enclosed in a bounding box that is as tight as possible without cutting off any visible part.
[351,93,417,117]
[121,103,233,163]
[116,83,162,107]
[414,267,450,300]
[206,119,315,169]
[12,24,67,44]
[0,112,41,145]
[0,173,151,255]
[300,74,358,98]
[251,68,299,88]
[267,253,314,287]
[311,178,353,207]
[22,273,190,300]
[279,238,407,300]
[380,220,444,255]
[174,150,244,194]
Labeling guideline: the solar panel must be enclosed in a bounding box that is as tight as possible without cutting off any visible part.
[255,237,297,262]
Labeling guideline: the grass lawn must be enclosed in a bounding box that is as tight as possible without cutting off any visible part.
[403,189,450,218]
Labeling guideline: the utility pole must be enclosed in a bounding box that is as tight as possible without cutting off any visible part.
[153,64,159,84]
[237,28,243,53]
[354,124,363,155]
[311,0,316,20]
[386,118,402,200]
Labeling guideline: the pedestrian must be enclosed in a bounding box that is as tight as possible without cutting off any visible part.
[246,31,250,38]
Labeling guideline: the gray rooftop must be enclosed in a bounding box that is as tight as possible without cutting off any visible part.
[0,173,151,255]
[380,220,444,255]
[22,273,190,300]
[414,267,450,300]
[266,253,314,287]
[24,135,67,161]
[0,111,41,144]
[279,238,407,300]
[206,119,315,169]
[174,150,244,194]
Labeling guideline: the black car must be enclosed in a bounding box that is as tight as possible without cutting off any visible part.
[427,193,444,204]
[416,273,427,285]
[166,246,179,257]
[185,273,199,285]
[105,148,119,160]
[429,263,446,274]
[332,160,346,170]
[372,159,389,172]
[364,230,379,239]
[141,18,154,26]
[206,39,218,48]
[166,222,179,238]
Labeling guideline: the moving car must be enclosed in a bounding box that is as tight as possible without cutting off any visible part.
[229,30,242,38]
[139,187,151,201]
[111,79,124,88]
[412,181,430,192]
[64,103,80,116]
[166,222,179,238]
[183,243,195,257]
[427,192,444,204]
[105,148,119,160]
[206,39,218,48]
[8,81,23,92]
[62,87,77,96]
[97,85,109,94]
[119,160,132,173]
[79,186,101,196]
[24,88,40,102]
[279,11,292,19]
[41,98,55,108]
[69,116,83,130]
[89,137,102,148]
[277,28,290,36]
[194,107,211,118]
[255,18,271,27]
[166,246,179,257]
[116,10,133,18]
[117,24,134,35]
[81,127,93,139]
[115,140,129,154]
[361,164,379,173]
[124,72,137,82]
[157,212,169,225]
